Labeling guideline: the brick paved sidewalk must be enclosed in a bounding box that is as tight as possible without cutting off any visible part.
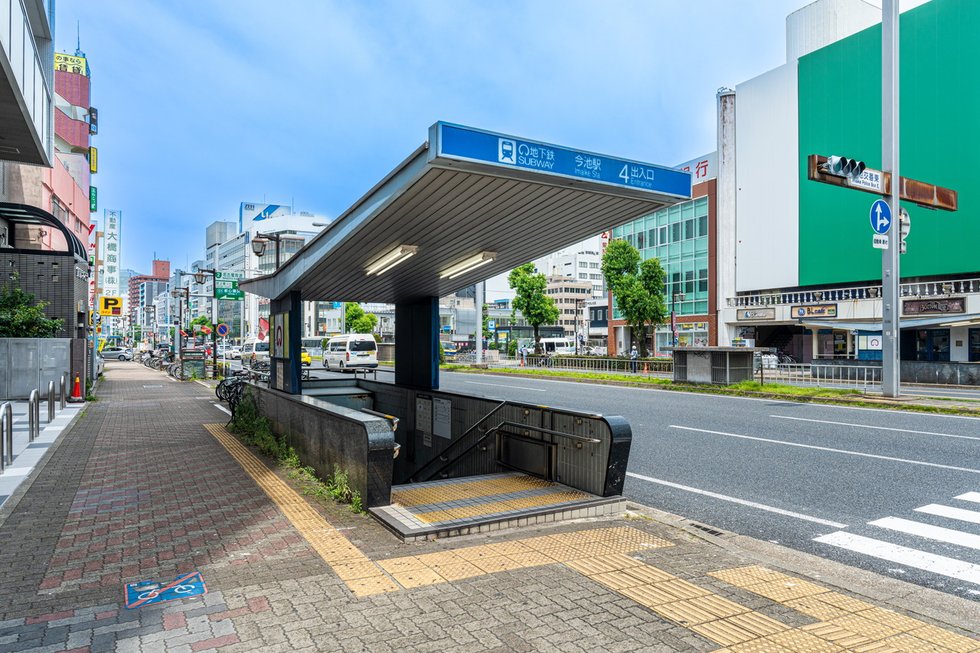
[0,362,975,652]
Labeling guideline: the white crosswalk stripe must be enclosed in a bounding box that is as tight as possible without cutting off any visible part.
[814,490,980,586]
[916,503,980,525]
[814,532,980,585]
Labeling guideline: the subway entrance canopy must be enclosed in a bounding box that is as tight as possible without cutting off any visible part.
[240,122,691,391]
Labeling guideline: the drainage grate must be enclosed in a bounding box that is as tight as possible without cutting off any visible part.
[689,522,725,537]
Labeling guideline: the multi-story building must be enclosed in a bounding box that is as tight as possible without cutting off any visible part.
[535,245,606,299]
[545,275,592,339]
[719,0,979,367]
[608,153,717,355]
[128,260,170,325]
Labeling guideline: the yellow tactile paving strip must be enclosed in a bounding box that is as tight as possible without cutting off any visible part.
[392,474,557,506]
[206,425,978,650]
[205,424,399,597]
[410,489,592,524]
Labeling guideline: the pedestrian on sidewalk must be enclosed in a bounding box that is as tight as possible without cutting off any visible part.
[630,345,638,373]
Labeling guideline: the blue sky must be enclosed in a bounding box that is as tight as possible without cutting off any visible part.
[56,0,820,273]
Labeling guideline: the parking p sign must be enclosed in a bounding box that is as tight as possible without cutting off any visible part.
[99,296,123,316]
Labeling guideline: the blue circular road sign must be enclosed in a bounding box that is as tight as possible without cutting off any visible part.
[870,199,892,235]
[216,323,230,337]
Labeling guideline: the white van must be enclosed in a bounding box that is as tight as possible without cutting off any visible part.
[241,337,270,367]
[324,334,378,371]
[538,337,576,355]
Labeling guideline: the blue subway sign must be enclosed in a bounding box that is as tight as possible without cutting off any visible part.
[430,122,691,199]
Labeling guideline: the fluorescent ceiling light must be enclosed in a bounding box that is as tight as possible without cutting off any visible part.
[441,251,497,279]
[366,245,418,275]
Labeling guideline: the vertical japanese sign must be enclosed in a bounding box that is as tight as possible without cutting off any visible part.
[101,210,123,319]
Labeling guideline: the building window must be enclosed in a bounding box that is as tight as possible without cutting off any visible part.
[970,328,980,362]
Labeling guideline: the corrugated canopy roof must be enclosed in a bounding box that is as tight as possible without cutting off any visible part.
[240,122,691,304]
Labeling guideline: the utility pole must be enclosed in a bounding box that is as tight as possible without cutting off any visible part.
[881,0,900,397]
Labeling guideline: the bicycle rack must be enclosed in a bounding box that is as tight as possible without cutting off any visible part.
[1,401,12,470]
[48,381,56,423]
[28,389,40,442]
[60,374,68,410]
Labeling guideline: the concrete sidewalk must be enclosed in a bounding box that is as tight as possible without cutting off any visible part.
[0,361,975,652]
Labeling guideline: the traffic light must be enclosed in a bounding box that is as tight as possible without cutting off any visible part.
[823,155,866,180]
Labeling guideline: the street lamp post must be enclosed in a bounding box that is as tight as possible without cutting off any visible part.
[171,287,189,354]
[194,269,219,378]
[670,292,685,348]
[251,232,283,270]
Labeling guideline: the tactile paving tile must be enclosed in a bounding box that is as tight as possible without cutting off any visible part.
[429,562,484,581]
[376,556,427,575]
[848,644,902,653]
[564,553,643,576]
[801,621,873,649]
[506,551,555,567]
[879,633,960,653]
[760,630,844,653]
[660,595,750,624]
[390,567,446,589]
[742,578,830,602]
[709,565,789,587]
[345,575,401,598]
[795,591,875,614]
[654,598,740,627]
[469,555,526,574]
[859,607,934,633]
[907,625,980,653]
[726,640,795,653]
[653,578,715,601]
[722,612,790,638]
[784,597,851,621]
[690,618,763,647]
[620,584,688,608]
[827,615,902,641]
[591,570,648,591]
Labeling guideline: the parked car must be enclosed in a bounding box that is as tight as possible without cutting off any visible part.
[226,346,242,360]
[323,334,378,371]
[101,346,133,361]
[300,347,312,366]
[95,354,105,375]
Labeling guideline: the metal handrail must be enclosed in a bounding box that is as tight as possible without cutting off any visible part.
[60,374,67,409]
[494,421,601,444]
[407,400,508,483]
[47,380,56,422]
[361,408,399,432]
[28,389,40,442]
[0,402,11,470]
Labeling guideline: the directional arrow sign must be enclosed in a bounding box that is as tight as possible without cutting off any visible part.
[870,199,892,235]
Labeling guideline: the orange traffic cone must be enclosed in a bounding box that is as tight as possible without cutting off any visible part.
[69,374,83,402]
[643,362,649,374]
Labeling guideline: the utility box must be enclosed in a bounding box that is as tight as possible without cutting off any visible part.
[668,347,768,384]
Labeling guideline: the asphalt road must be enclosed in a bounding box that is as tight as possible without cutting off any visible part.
[433,370,980,601]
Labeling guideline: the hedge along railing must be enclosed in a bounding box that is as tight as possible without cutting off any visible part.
[519,356,673,375]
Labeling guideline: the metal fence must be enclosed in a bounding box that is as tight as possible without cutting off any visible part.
[757,363,882,390]
[0,338,72,400]
[514,355,673,375]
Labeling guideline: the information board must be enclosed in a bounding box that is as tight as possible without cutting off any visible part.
[415,396,432,447]
[433,397,452,439]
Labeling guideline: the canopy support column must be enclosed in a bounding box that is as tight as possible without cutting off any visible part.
[269,291,303,394]
[395,297,439,390]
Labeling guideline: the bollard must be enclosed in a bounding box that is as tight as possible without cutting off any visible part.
[28,389,40,442]
[60,374,67,410]
[48,380,56,423]
[1,401,11,470]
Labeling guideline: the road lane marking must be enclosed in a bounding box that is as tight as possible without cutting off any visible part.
[955,491,980,503]
[814,531,980,585]
[464,381,546,392]
[212,402,232,416]
[869,516,980,550]
[802,403,980,420]
[625,472,847,528]
[915,503,980,525]
[768,414,980,441]
[669,425,980,475]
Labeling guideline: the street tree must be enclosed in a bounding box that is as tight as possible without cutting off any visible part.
[508,263,558,355]
[344,303,378,334]
[0,278,63,338]
[601,239,667,357]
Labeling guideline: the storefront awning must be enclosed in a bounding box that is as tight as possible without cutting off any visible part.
[800,314,980,331]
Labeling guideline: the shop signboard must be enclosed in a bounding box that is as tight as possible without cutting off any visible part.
[902,298,965,315]
[737,308,775,321]
[792,304,838,319]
